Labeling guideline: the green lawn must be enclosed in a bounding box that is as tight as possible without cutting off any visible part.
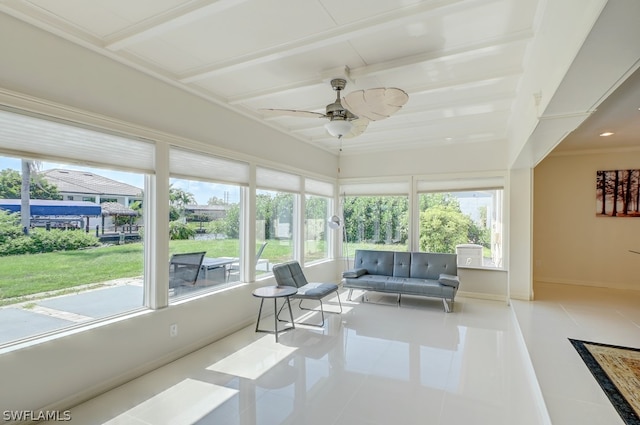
[0,243,144,302]
[0,238,405,304]
[0,238,297,303]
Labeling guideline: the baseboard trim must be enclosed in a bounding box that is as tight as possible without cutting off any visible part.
[457,290,507,302]
[535,277,640,291]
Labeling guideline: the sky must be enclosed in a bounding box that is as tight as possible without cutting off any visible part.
[0,157,239,205]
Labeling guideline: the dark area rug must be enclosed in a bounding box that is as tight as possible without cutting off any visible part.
[569,339,640,425]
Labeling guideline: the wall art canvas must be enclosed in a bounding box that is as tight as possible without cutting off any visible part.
[596,169,640,217]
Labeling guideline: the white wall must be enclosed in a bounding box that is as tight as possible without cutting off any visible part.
[458,269,508,301]
[338,140,508,179]
[509,168,534,300]
[534,151,640,290]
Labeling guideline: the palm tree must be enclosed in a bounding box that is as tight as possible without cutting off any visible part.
[20,159,40,235]
[168,185,196,222]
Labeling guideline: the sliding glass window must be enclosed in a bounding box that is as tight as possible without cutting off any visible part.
[0,109,152,347]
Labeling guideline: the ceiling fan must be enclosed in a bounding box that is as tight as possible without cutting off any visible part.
[260,78,409,139]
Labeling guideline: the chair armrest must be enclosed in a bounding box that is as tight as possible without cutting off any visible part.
[342,268,368,278]
[439,273,459,288]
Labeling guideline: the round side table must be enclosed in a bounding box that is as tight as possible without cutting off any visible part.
[252,285,297,342]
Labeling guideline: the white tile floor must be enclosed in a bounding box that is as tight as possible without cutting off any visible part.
[512,282,640,425]
[47,284,640,425]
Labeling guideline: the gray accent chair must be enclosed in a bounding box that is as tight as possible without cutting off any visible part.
[272,261,342,327]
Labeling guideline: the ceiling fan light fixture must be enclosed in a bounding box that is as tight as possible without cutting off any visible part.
[325,119,353,138]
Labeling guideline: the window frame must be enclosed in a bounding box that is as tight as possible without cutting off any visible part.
[414,174,506,270]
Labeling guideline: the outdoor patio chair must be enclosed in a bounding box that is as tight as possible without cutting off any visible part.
[227,242,268,281]
[272,260,342,327]
[169,252,206,289]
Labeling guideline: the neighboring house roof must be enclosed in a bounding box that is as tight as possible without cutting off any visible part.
[0,199,101,216]
[100,202,137,217]
[41,169,142,197]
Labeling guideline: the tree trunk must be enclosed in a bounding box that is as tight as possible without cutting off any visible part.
[612,170,619,217]
[20,159,31,235]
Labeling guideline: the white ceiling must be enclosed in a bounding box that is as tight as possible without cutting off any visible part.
[0,0,637,157]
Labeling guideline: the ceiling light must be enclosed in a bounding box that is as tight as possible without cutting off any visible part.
[325,119,353,138]
[599,132,615,137]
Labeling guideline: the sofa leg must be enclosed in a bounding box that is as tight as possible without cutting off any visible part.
[442,298,451,313]
[397,293,401,305]
[347,289,353,301]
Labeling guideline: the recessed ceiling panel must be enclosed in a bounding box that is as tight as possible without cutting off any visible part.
[145,0,336,65]
[27,0,188,38]
[192,43,364,99]
[1,0,568,155]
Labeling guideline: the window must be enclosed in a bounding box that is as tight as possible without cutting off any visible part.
[304,178,334,264]
[417,177,504,268]
[169,148,248,296]
[256,167,301,276]
[304,194,330,263]
[342,195,408,251]
[0,108,152,347]
[340,180,409,252]
[256,189,294,275]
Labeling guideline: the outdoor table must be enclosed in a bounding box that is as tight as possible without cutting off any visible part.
[199,257,236,281]
[252,285,297,342]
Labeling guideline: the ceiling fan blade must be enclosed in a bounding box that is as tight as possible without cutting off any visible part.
[259,108,327,119]
[342,118,369,139]
[343,88,409,121]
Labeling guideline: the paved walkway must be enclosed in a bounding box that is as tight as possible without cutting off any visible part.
[0,278,143,345]
[0,276,236,346]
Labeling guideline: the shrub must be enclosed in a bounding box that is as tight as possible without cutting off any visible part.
[0,211,23,244]
[0,219,101,256]
[169,220,195,240]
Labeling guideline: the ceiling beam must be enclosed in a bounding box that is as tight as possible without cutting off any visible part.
[105,0,251,51]
[179,0,467,83]
[229,65,522,106]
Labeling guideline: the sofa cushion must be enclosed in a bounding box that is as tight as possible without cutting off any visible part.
[347,274,387,291]
[410,252,457,280]
[384,276,406,292]
[402,279,443,297]
[295,282,339,299]
[393,252,411,278]
[353,250,394,276]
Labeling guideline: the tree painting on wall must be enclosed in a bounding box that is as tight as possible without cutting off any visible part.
[596,169,640,217]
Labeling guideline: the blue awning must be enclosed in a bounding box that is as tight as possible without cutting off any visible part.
[0,199,101,216]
